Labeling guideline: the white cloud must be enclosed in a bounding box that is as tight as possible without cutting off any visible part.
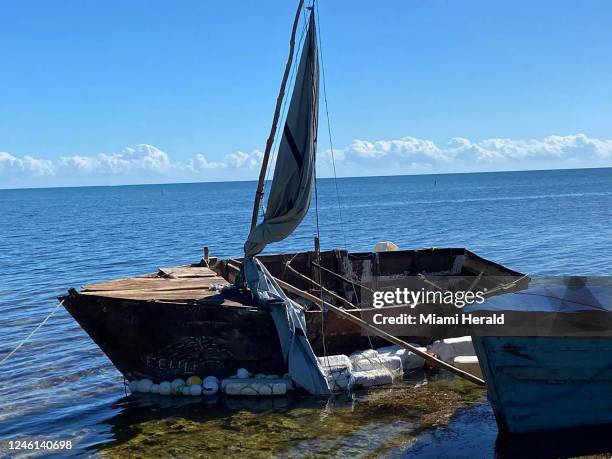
[346,137,449,162]
[1,134,610,187]
[189,153,227,171]
[324,134,612,171]
[225,150,263,169]
[0,152,55,176]
[0,152,22,173]
[60,144,171,174]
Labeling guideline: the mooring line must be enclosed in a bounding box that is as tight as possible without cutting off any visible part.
[0,299,64,366]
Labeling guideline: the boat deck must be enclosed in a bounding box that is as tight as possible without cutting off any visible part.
[80,265,250,307]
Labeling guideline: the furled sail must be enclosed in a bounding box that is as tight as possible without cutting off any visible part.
[243,11,330,396]
[244,10,319,258]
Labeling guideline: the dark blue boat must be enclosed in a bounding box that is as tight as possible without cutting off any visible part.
[469,277,612,433]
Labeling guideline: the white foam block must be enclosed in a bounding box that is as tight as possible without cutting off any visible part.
[376,345,426,370]
[351,369,394,388]
[428,336,474,363]
[453,355,482,378]
[352,354,403,375]
[317,354,352,373]
[221,377,292,396]
[349,349,379,360]
[325,370,352,391]
[318,354,354,392]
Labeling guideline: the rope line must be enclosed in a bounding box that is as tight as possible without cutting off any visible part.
[311,0,346,391]
[0,299,64,366]
[314,2,350,254]
[314,1,373,354]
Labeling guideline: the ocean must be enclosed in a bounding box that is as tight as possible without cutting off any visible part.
[0,167,610,457]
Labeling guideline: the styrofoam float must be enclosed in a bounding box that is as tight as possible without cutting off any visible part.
[428,336,474,363]
[127,345,422,397]
[376,345,427,370]
[453,355,482,378]
[350,349,403,374]
[220,377,293,396]
[351,369,394,388]
[349,349,403,388]
[127,374,219,396]
[318,354,352,391]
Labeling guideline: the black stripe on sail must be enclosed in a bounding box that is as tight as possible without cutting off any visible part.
[283,124,303,169]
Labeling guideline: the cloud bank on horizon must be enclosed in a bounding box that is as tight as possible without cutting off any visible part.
[1,133,611,188]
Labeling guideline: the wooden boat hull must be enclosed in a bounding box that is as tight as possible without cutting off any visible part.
[473,336,612,434]
[62,247,525,383]
[63,294,287,381]
[62,292,411,382]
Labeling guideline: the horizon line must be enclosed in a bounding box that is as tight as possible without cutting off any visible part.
[1,164,610,192]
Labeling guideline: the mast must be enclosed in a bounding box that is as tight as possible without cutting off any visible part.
[249,0,305,232]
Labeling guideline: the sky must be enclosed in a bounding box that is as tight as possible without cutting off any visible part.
[1,0,612,189]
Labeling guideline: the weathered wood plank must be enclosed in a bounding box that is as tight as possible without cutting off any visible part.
[158,266,217,278]
[84,277,227,292]
[81,288,238,303]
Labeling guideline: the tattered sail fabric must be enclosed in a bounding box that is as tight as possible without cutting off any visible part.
[244,11,319,258]
[242,12,330,395]
[243,258,330,395]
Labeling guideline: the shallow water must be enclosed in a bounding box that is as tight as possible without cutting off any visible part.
[0,168,611,457]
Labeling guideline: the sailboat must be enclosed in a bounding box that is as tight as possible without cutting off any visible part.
[61,2,525,394]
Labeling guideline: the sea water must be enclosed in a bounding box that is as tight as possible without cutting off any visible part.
[0,168,610,456]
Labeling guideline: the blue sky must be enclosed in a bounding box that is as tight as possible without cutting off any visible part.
[1,0,612,188]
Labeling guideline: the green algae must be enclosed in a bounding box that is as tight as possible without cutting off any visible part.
[99,378,486,458]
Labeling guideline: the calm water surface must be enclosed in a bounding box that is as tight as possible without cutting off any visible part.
[0,168,611,457]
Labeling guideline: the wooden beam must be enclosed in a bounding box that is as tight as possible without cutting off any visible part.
[285,262,359,309]
[273,276,485,386]
[312,261,375,294]
[226,259,485,385]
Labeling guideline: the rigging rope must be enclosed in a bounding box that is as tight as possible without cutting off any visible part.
[315,1,375,353]
[0,299,64,366]
[309,0,335,384]
[314,3,350,256]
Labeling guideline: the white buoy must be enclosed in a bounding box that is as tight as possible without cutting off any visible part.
[272,383,287,395]
[159,381,172,395]
[186,376,202,386]
[128,380,138,393]
[150,384,160,394]
[202,380,219,396]
[171,378,185,393]
[136,379,153,393]
[258,385,273,395]
[189,384,202,396]
[236,368,250,379]
[181,386,191,396]
[374,241,399,252]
